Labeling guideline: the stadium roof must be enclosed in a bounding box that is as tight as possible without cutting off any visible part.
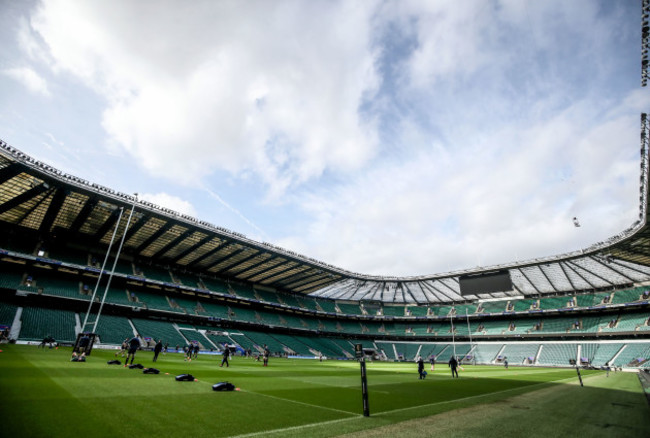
[0,114,649,304]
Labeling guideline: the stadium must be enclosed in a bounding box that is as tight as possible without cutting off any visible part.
[1,1,650,437]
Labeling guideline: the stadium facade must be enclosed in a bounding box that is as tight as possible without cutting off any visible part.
[0,114,649,368]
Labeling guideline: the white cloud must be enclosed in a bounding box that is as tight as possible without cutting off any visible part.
[139,192,197,218]
[277,92,642,276]
[28,0,381,196]
[3,66,50,96]
[9,0,644,278]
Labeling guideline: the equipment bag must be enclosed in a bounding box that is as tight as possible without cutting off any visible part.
[212,382,235,391]
[175,374,195,381]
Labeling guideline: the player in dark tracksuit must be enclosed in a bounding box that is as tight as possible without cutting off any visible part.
[449,356,459,378]
[153,340,163,362]
[193,343,200,359]
[417,356,425,379]
[125,336,140,366]
[220,347,230,367]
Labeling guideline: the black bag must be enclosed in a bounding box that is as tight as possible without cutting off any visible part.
[107,360,121,365]
[175,374,195,381]
[212,381,235,391]
[143,368,160,374]
[129,363,144,369]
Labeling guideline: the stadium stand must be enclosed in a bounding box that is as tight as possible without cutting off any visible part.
[174,271,201,288]
[316,299,337,313]
[130,318,187,348]
[613,342,650,368]
[537,343,577,366]
[200,277,233,295]
[18,307,76,342]
[0,301,17,327]
[472,343,503,364]
[46,246,88,266]
[500,343,540,365]
[90,314,135,345]
[336,302,362,315]
[589,343,625,366]
[239,330,287,355]
[0,138,648,370]
[254,288,281,304]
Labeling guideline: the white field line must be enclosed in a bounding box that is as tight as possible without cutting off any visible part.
[192,376,358,416]
[227,416,364,438]
[226,370,602,438]
[373,372,602,417]
[238,387,361,416]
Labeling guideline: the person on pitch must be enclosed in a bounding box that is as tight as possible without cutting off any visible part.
[263,345,270,367]
[125,336,140,367]
[449,355,459,378]
[116,339,128,357]
[220,347,230,367]
[417,356,426,379]
[153,339,163,362]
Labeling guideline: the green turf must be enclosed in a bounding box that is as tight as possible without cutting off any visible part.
[0,345,648,437]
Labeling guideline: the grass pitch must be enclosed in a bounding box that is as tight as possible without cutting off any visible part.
[0,344,648,437]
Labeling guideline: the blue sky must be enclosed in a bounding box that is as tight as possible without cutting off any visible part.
[0,0,647,276]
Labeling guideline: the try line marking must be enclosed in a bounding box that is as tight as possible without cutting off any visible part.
[193,376,359,417]
[228,416,363,438]
[373,372,601,417]
[228,371,601,438]
[239,387,361,416]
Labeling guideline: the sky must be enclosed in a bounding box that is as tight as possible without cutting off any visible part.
[0,0,647,277]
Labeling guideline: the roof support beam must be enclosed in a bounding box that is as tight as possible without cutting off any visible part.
[151,227,194,259]
[0,183,50,215]
[250,263,302,283]
[38,187,67,236]
[121,215,150,245]
[538,265,559,292]
[93,207,122,242]
[435,278,460,301]
[0,162,23,184]
[213,250,263,275]
[561,262,594,290]
[186,240,231,268]
[566,260,613,288]
[237,257,286,280]
[416,281,439,302]
[69,197,97,232]
[292,276,339,293]
[170,234,214,264]
[281,271,328,288]
[134,222,174,253]
[517,268,542,295]
[557,262,577,291]
[402,283,420,304]
[608,257,650,278]
[587,256,635,283]
[202,246,247,271]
